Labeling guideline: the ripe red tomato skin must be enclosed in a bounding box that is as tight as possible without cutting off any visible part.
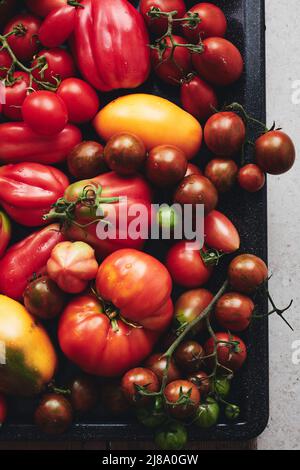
[0,393,7,424]
[228,254,268,294]
[4,14,41,62]
[145,354,181,385]
[204,210,240,253]
[180,75,218,122]
[140,0,186,37]
[2,72,38,121]
[39,5,76,48]
[32,48,75,86]
[22,91,68,137]
[0,50,12,79]
[164,380,200,419]
[57,78,100,124]
[204,112,246,157]
[215,293,255,332]
[26,0,68,17]
[238,164,266,192]
[204,333,247,372]
[255,131,296,175]
[121,368,160,405]
[193,38,243,86]
[183,3,227,43]
[166,241,213,288]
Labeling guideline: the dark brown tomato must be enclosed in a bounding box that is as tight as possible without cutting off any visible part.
[215,292,255,332]
[145,353,181,385]
[204,333,247,373]
[121,368,160,406]
[255,131,296,175]
[175,340,205,372]
[104,133,147,176]
[185,163,202,177]
[187,371,211,397]
[23,275,66,320]
[67,141,107,179]
[174,174,218,214]
[100,382,130,416]
[146,145,188,187]
[174,288,213,334]
[35,394,73,435]
[204,112,246,157]
[238,164,266,193]
[164,380,200,419]
[205,159,238,193]
[69,375,99,414]
[228,254,268,294]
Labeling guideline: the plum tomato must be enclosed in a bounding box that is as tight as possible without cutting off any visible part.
[205,159,238,193]
[104,133,147,176]
[155,422,188,451]
[204,210,240,254]
[23,275,66,320]
[32,48,75,86]
[67,141,107,179]
[183,3,227,43]
[255,130,296,175]
[204,332,247,373]
[215,292,255,332]
[174,288,213,334]
[57,78,100,124]
[0,393,7,425]
[174,340,205,373]
[228,254,268,294]
[100,381,130,416]
[4,14,41,62]
[238,164,266,192]
[195,397,220,428]
[164,379,200,419]
[2,71,38,121]
[121,368,160,406]
[180,74,218,122]
[69,375,98,414]
[0,50,12,79]
[35,394,73,435]
[146,145,188,187]
[204,112,246,157]
[140,0,186,37]
[174,174,218,215]
[187,371,211,397]
[145,354,181,385]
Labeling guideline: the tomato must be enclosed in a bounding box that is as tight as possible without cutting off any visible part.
[0,0,16,28]
[185,163,202,177]
[94,94,203,160]
[0,393,7,425]
[204,210,240,253]
[255,130,296,175]
[228,254,268,294]
[193,38,243,86]
[4,14,41,62]
[57,78,100,124]
[121,368,159,405]
[22,91,68,137]
[183,3,227,43]
[204,332,247,372]
[23,275,66,320]
[174,288,213,333]
[39,5,76,48]
[174,174,218,215]
[47,241,98,294]
[180,75,218,122]
[225,404,240,420]
[174,340,204,373]
[146,145,187,187]
[2,72,38,121]
[100,381,130,416]
[156,205,180,233]
[35,394,73,435]
[215,292,255,332]
[69,375,98,414]
[136,403,166,428]
[205,159,238,193]
[58,250,173,376]
[26,0,68,17]
[32,48,75,86]
[104,133,147,176]
[0,211,11,259]
[238,164,266,192]
[187,371,211,397]
[151,35,192,86]
[0,50,12,79]
[166,241,213,288]
[67,141,107,180]
[204,112,246,157]
[145,354,181,385]
[195,397,220,428]
[155,422,188,451]
[140,0,186,37]
[164,379,200,419]
[212,377,231,398]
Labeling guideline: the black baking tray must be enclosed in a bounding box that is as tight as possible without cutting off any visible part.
[0,0,268,442]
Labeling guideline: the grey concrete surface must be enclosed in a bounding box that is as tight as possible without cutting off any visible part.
[257,0,300,450]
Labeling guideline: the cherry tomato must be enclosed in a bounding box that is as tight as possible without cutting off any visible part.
[215,292,255,332]
[67,141,107,179]
[136,403,166,428]
[204,210,240,253]
[193,38,243,86]
[4,14,41,62]
[195,397,220,428]
[228,254,268,294]
[146,145,188,187]
[183,3,227,43]
[205,159,238,193]
[57,78,100,124]
[151,35,192,86]
[22,91,68,136]
[175,340,204,372]
[204,112,246,157]
[174,288,213,334]
[23,275,66,320]
[155,422,188,450]
[145,353,181,385]
[238,164,266,192]
[121,368,160,406]
[187,371,211,397]
[164,379,200,419]
[32,48,75,86]
[35,394,73,435]
[156,205,180,233]
[26,0,69,17]
[225,404,240,420]
[255,130,296,175]
[0,50,12,79]
[0,393,7,425]
[104,133,147,176]
[166,241,213,288]
[180,74,218,122]
[100,381,130,416]
[212,377,231,398]
[69,375,98,414]
[174,174,218,215]
[2,71,38,121]
[140,0,186,37]
[204,332,247,372]
[185,163,202,177]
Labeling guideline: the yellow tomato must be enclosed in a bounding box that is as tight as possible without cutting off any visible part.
[0,295,57,396]
[94,94,203,160]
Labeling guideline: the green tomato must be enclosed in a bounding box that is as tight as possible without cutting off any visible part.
[155,422,188,450]
[136,406,166,429]
[212,377,231,398]
[225,404,240,420]
[195,397,220,429]
[156,205,180,231]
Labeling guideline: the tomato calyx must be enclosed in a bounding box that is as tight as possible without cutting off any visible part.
[200,248,227,267]
[67,0,84,8]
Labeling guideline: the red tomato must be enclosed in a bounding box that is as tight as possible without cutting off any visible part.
[0,211,11,259]
[26,0,68,17]
[22,91,68,137]
[0,50,12,79]
[238,164,266,193]
[32,48,75,86]
[204,332,247,372]
[58,249,173,376]
[2,72,38,121]
[39,5,76,48]
[255,131,296,175]
[0,393,7,425]
[140,0,186,36]
[164,380,200,419]
[4,14,41,62]
[193,38,243,86]
[121,368,159,405]
[180,75,218,122]
[215,292,255,332]
[228,254,268,294]
[204,210,240,253]
[151,35,192,86]
[166,241,213,288]
[204,112,246,157]
[57,78,99,124]
[145,353,181,385]
[183,2,227,43]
